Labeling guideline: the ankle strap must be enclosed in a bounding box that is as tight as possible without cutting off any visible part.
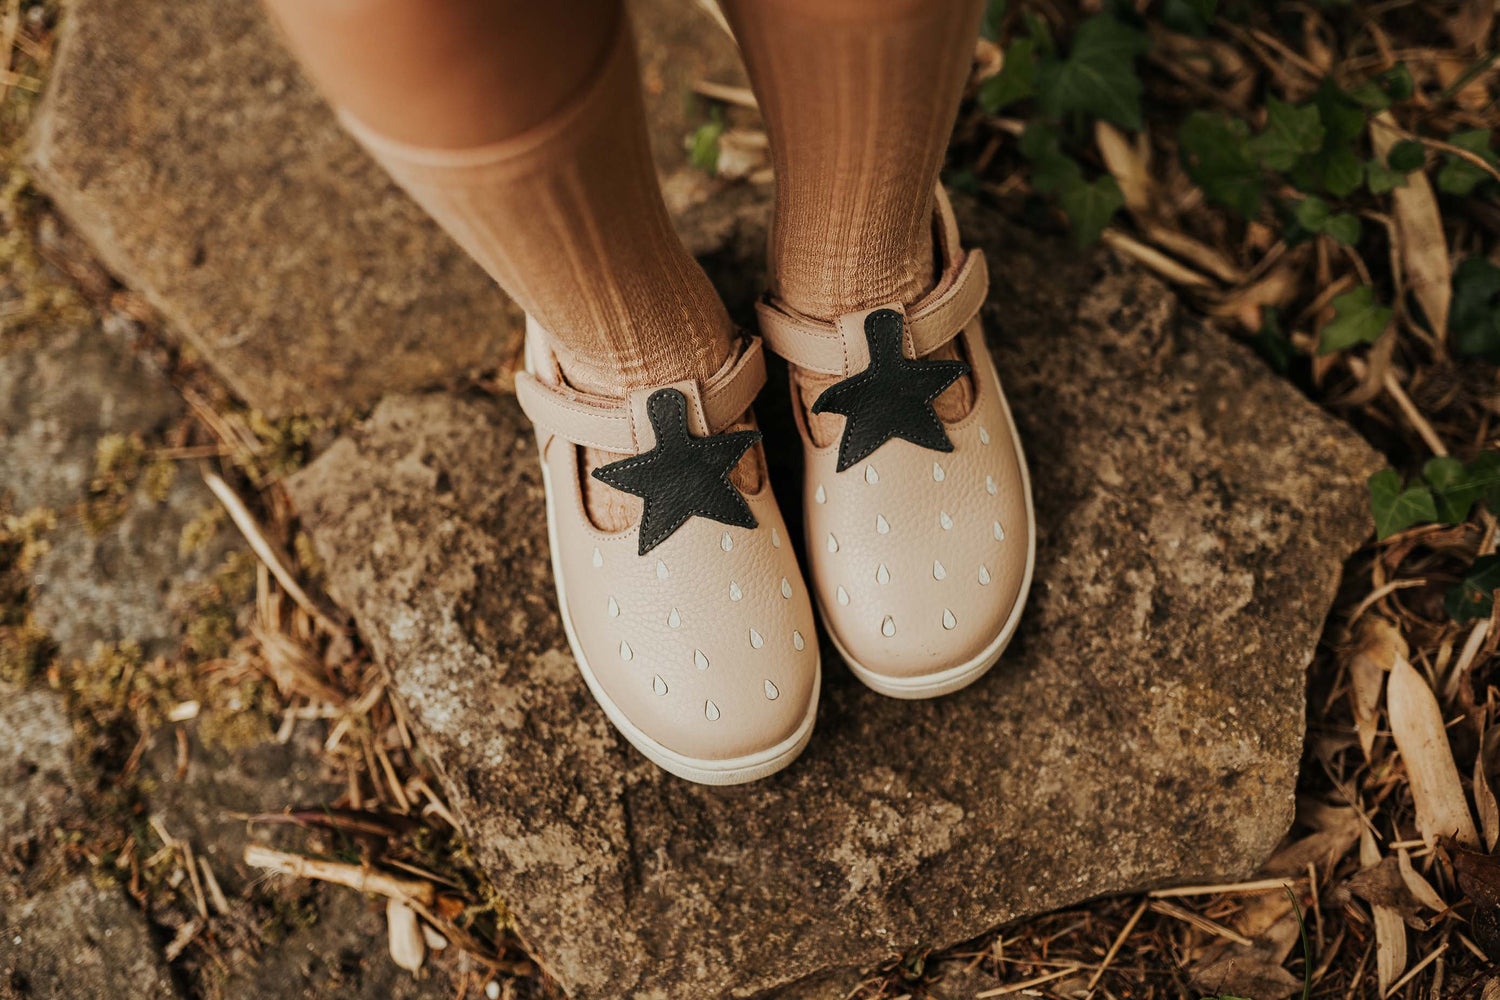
[515,331,767,453]
[755,185,988,377]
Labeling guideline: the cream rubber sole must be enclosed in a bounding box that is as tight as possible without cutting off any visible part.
[817,382,1036,700]
[537,452,821,785]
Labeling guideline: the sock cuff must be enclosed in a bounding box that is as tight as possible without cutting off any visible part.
[336,9,637,179]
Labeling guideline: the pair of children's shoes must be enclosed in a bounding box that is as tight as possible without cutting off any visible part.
[513,187,1035,785]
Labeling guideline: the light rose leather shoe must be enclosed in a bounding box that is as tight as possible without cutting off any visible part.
[756,186,1035,699]
[514,320,820,783]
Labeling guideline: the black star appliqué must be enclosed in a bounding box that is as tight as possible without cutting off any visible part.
[812,308,971,472]
[592,388,761,555]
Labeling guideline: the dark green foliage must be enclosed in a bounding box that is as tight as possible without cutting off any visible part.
[1179,112,1264,218]
[1368,468,1439,539]
[1036,14,1151,131]
[1450,257,1500,362]
[980,37,1037,112]
[1437,129,1498,196]
[1447,554,1500,623]
[1319,286,1391,354]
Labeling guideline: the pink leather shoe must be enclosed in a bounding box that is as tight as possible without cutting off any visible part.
[515,322,820,783]
[757,187,1035,699]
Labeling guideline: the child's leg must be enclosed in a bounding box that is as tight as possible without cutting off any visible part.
[718,0,984,323]
[263,0,733,400]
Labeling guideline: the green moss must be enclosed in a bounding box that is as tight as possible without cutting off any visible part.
[178,505,226,557]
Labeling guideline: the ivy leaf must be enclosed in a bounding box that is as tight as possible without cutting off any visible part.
[1437,129,1499,196]
[1019,122,1082,193]
[1319,286,1392,354]
[1365,160,1410,195]
[1380,63,1415,101]
[1323,212,1361,244]
[1368,468,1439,540]
[1037,14,1150,131]
[1446,554,1500,624]
[980,37,1037,112]
[1057,175,1124,246]
[1348,78,1392,110]
[1179,112,1264,218]
[1321,147,1366,196]
[1424,452,1500,524]
[1291,83,1367,196]
[1450,256,1500,362]
[1425,456,1481,523]
[1387,140,1426,172]
[1247,97,1325,171]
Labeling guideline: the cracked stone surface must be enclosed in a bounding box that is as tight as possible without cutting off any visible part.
[287,202,1384,999]
[25,0,742,418]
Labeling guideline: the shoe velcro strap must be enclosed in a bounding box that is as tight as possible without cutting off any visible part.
[515,334,767,453]
[756,184,988,377]
[756,248,987,377]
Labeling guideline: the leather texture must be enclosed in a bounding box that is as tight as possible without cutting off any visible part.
[520,324,820,775]
[795,317,1031,685]
[810,307,970,471]
[764,185,1033,694]
[592,388,761,554]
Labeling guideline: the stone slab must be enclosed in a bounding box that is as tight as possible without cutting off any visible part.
[287,203,1384,998]
[0,681,185,1000]
[0,325,237,661]
[26,0,741,418]
[0,876,183,1000]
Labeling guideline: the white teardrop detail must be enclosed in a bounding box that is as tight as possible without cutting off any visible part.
[979,426,991,445]
[667,607,682,628]
[814,484,827,504]
[606,596,620,618]
[836,586,850,606]
[939,510,953,531]
[865,464,879,484]
[781,577,793,599]
[881,616,896,637]
[656,559,669,580]
[942,608,957,630]
[876,563,890,585]
[932,461,946,482]
[792,629,805,651]
[986,475,998,496]
[749,628,764,649]
[721,531,733,552]
[933,560,947,581]
[993,521,1006,541]
[652,675,668,696]
[694,649,709,670]
[764,679,780,700]
[978,564,991,585]
[729,581,743,602]
[705,700,721,722]
[619,640,633,662]
[826,533,839,553]
[771,526,782,548]
[591,547,603,568]
[875,513,890,534]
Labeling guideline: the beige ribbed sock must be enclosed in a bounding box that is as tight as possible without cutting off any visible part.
[722,0,984,445]
[334,15,759,528]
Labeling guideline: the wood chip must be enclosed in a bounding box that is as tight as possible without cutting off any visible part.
[1387,654,1479,847]
[386,897,425,972]
[1370,111,1451,340]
